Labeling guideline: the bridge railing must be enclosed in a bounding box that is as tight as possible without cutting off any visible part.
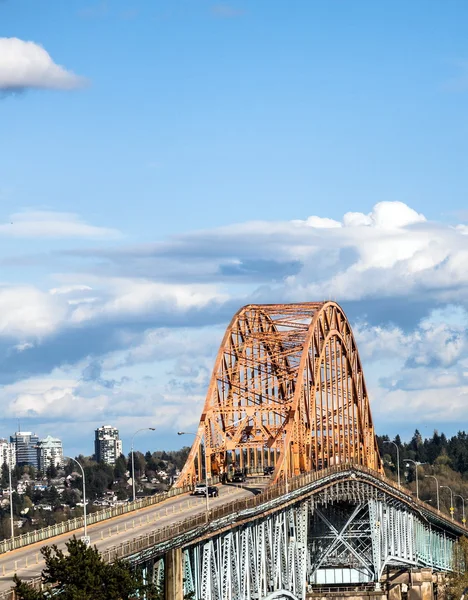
[0,484,193,555]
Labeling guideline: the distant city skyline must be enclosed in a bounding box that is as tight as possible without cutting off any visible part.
[1,1,468,454]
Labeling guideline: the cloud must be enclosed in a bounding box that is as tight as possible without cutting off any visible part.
[0,211,121,239]
[0,38,86,92]
[69,201,468,326]
[0,286,67,339]
[3,199,468,448]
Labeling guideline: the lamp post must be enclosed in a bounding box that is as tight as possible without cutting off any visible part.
[178,431,210,516]
[383,440,400,488]
[64,456,88,541]
[424,475,440,511]
[131,428,156,502]
[441,485,454,521]
[8,449,14,548]
[405,459,424,500]
[454,494,466,525]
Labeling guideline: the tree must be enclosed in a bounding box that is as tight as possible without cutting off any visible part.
[1,462,9,488]
[449,536,468,599]
[13,537,162,599]
[46,464,58,480]
[114,454,127,479]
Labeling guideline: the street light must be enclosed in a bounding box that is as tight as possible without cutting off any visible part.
[441,485,454,521]
[178,431,210,516]
[405,459,425,500]
[131,428,156,502]
[424,475,440,511]
[64,456,88,542]
[8,449,14,548]
[383,441,400,488]
[454,494,466,525]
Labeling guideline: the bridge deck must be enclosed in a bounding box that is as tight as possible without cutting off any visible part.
[0,464,464,599]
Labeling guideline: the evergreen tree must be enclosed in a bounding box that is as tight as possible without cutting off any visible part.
[0,462,9,488]
[114,454,127,479]
[13,537,163,599]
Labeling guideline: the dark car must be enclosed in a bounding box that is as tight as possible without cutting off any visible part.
[263,466,275,476]
[191,484,219,497]
[232,471,246,483]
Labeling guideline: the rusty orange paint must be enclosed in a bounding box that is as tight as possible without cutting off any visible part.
[175,302,383,487]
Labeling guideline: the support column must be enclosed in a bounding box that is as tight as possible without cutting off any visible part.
[409,569,434,600]
[164,547,183,600]
[388,584,403,600]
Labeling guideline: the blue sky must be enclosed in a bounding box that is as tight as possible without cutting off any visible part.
[1,0,468,457]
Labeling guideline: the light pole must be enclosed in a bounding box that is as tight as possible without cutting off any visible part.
[64,456,88,541]
[131,428,156,502]
[383,440,400,488]
[424,475,440,511]
[454,494,466,525]
[441,485,454,521]
[8,449,14,547]
[178,431,210,516]
[405,459,424,500]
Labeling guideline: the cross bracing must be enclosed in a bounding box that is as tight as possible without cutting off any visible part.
[131,476,459,600]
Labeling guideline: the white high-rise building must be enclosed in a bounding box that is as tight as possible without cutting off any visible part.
[36,436,63,472]
[0,439,16,469]
[94,425,122,466]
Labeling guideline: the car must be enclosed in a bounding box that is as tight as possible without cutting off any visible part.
[191,484,219,497]
[232,471,246,483]
[263,466,275,476]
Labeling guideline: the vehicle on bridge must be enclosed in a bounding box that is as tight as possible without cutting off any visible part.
[190,483,219,497]
[231,470,246,483]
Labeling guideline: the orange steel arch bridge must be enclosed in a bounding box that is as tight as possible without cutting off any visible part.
[175,301,383,488]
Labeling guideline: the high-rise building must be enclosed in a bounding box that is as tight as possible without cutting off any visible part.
[10,432,39,468]
[94,425,122,466]
[0,439,16,469]
[36,436,63,472]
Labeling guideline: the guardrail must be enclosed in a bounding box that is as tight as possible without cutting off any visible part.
[0,484,193,555]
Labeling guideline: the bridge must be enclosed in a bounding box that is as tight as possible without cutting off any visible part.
[0,302,465,600]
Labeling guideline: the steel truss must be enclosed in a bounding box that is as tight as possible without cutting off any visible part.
[147,480,457,600]
[175,302,383,488]
[182,502,308,600]
[307,480,456,586]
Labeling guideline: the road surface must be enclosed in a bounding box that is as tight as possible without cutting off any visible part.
[0,481,266,594]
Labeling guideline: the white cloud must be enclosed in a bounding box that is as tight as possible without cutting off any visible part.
[0,211,120,239]
[342,201,426,229]
[355,307,468,425]
[2,199,468,445]
[0,286,67,339]
[67,277,228,324]
[0,38,86,91]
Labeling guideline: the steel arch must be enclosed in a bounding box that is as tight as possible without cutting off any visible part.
[175,301,382,487]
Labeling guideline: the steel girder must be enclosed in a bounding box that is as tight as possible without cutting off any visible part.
[175,301,383,488]
[182,502,308,600]
[308,495,455,587]
[180,498,453,599]
[135,478,458,600]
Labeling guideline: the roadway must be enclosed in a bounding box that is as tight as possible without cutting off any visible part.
[0,481,266,594]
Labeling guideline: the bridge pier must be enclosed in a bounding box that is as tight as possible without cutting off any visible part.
[385,569,438,600]
[164,547,183,600]
[408,569,434,600]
